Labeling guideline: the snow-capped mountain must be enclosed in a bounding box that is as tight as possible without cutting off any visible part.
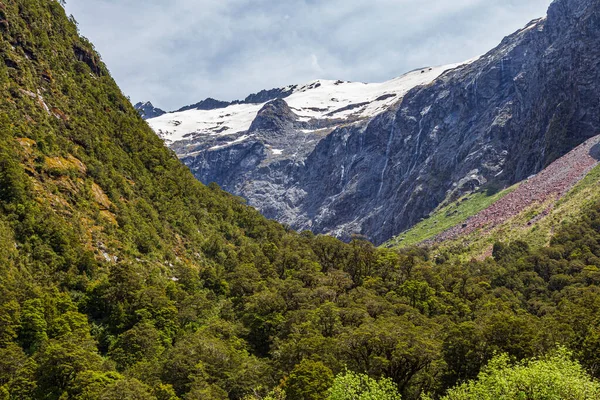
[145,0,600,245]
[149,63,467,146]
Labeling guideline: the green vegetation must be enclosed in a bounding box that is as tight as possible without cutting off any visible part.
[559,162,600,205]
[387,186,516,248]
[327,371,401,400]
[439,349,600,399]
[282,360,334,400]
[3,1,600,400]
[324,350,600,400]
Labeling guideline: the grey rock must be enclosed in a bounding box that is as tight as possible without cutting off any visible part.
[249,99,298,133]
[175,98,232,112]
[134,101,166,119]
[243,85,296,104]
[171,84,298,114]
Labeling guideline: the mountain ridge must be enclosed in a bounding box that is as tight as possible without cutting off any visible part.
[139,80,316,118]
[148,65,462,142]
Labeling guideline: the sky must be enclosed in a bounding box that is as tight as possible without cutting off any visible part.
[65,0,553,111]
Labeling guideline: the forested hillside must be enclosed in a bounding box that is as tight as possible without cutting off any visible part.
[2,1,600,399]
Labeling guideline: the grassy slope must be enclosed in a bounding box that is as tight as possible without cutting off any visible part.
[387,162,600,260]
[385,186,517,248]
[430,164,600,260]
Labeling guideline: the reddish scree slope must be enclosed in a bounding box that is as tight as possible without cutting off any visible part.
[431,135,600,243]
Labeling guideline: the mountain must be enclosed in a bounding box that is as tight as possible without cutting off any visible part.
[134,101,166,119]
[150,66,460,144]
[146,0,600,245]
[146,65,467,235]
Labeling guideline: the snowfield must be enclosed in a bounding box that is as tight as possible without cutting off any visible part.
[148,61,472,145]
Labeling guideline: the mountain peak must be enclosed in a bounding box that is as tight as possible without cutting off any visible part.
[249,98,297,133]
[134,101,166,119]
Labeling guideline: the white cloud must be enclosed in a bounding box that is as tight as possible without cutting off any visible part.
[66,0,553,110]
[311,54,323,74]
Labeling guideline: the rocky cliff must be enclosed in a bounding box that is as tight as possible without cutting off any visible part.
[147,0,600,245]
[134,101,166,119]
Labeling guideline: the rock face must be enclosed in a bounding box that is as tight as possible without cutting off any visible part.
[172,84,299,113]
[175,98,232,112]
[148,0,600,245]
[134,101,166,119]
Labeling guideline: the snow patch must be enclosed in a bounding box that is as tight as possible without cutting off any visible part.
[209,134,253,150]
[152,103,263,143]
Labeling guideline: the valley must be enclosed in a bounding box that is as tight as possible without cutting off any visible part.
[1,0,600,399]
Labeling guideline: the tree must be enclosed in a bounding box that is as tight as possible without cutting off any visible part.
[339,315,441,396]
[161,326,266,398]
[398,280,436,314]
[99,378,156,400]
[327,370,401,400]
[441,322,488,389]
[0,148,28,205]
[282,359,333,400]
[19,299,48,353]
[108,321,164,370]
[0,301,20,347]
[34,336,104,399]
[70,370,122,399]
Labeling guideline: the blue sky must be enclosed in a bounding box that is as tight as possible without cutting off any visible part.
[66,0,553,111]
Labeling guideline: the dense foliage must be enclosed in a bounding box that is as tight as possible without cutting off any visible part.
[327,371,401,400]
[2,1,600,399]
[438,348,600,400]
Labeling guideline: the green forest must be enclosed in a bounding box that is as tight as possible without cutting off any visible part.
[1,1,600,399]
